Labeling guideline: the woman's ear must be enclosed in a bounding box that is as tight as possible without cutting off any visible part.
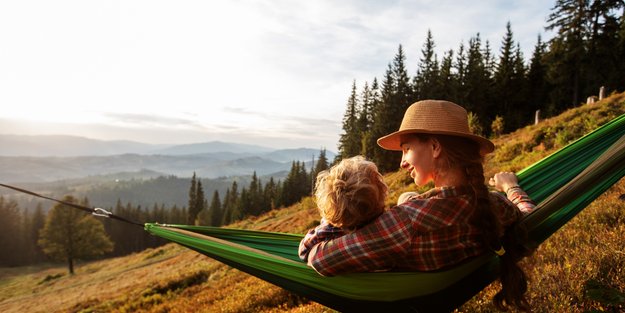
[430,138,442,159]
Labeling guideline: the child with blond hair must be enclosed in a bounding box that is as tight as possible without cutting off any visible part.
[298,155,388,261]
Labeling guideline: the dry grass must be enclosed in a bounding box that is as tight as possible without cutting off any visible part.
[1,93,625,312]
[0,245,218,313]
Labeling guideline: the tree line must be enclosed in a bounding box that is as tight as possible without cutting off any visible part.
[338,0,625,172]
[189,148,330,226]
[0,149,330,269]
[0,195,184,268]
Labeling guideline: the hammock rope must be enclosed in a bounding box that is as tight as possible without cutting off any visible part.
[0,183,143,227]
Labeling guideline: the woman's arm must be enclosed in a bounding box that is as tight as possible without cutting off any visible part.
[306,208,412,276]
[489,172,536,214]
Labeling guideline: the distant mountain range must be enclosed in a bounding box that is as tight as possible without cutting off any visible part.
[0,134,336,183]
[0,134,278,157]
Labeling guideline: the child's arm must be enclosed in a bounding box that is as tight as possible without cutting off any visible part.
[298,219,345,261]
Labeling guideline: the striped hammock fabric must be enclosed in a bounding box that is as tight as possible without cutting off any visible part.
[145,113,625,312]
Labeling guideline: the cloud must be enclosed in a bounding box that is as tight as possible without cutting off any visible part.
[102,112,203,129]
[221,107,273,119]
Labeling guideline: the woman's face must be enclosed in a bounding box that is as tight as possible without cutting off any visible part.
[400,136,437,187]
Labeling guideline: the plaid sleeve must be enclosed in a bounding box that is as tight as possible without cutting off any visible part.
[298,220,344,261]
[506,186,536,214]
[307,207,413,276]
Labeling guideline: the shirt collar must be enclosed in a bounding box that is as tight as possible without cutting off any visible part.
[417,185,473,199]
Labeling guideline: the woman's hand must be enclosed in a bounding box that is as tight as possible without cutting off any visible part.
[489,172,519,193]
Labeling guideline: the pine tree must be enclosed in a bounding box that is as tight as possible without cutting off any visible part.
[414,30,440,100]
[370,45,413,172]
[265,177,284,209]
[455,42,468,104]
[193,179,206,225]
[129,204,143,251]
[238,188,249,218]
[185,173,206,225]
[263,177,278,210]
[312,148,330,181]
[20,208,34,263]
[221,188,232,225]
[0,197,21,266]
[392,45,414,106]
[545,0,589,109]
[494,22,529,130]
[338,80,362,159]
[187,172,198,225]
[227,181,240,222]
[360,78,381,160]
[439,49,458,102]
[281,161,297,206]
[106,199,124,255]
[38,195,113,274]
[528,35,550,114]
[586,0,624,96]
[30,203,46,262]
[464,34,492,129]
[357,82,373,137]
[483,40,496,79]
[282,161,311,206]
[209,190,222,226]
[511,43,529,128]
[494,22,516,120]
[246,171,262,216]
[236,173,263,217]
[371,66,398,172]
[615,10,625,89]
[298,161,311,198]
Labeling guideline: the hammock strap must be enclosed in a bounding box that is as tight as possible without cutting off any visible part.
[0,183,144,227]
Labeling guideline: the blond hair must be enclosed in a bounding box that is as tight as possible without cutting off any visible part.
[314,156,388,232]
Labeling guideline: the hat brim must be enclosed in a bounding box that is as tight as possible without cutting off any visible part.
[377,129,495,156]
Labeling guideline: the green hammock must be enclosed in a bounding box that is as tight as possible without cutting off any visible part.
[145,113,625,312]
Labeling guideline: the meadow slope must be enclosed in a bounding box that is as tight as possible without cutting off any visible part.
[1,93,625,312]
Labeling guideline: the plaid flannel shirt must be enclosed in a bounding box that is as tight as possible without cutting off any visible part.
[304,185,535,276]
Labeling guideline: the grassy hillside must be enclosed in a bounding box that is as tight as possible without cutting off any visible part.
[2,93,625,312]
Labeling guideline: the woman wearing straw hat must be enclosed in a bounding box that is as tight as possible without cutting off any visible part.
[305,100,536,311]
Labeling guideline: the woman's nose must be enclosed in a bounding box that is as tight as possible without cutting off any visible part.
[400,160,409,169]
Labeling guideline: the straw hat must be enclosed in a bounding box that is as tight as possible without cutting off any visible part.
[377,100,495,155]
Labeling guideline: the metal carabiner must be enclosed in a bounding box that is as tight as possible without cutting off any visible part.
[92,207,113,218]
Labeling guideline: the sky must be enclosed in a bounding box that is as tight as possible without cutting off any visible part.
[0,0,555,151]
